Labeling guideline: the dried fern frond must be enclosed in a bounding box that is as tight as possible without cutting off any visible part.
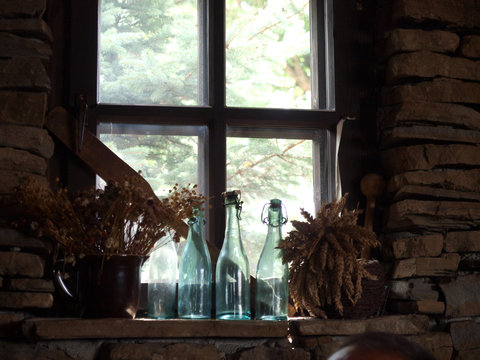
[279,194,380,318]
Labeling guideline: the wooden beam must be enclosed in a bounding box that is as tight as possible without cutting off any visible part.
[45,106,189,238]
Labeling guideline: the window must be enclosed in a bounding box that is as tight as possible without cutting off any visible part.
[69,0,349,266]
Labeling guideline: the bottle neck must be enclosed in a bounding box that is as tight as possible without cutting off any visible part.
[224,203,242,246]
[188,217,202,240]
[265,208,282,244]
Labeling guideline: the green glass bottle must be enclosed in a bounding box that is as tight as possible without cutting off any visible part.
[255,199,288,320]
[215,190,251,320]
[178,210,212,319]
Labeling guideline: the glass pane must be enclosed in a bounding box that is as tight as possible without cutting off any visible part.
[226,0,311,109]
[226,137,315,275]
[99,0,199,106]
[98,125,201,196]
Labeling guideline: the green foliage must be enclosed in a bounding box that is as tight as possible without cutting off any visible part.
[100,0,311,108]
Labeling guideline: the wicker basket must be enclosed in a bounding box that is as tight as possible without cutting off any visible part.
[325,259,387,319]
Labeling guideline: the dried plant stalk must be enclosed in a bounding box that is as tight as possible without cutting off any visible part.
[15,176,205,257]
[279,194,379,318]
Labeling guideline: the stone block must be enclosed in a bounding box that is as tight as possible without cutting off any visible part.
[460,35,480,59]
[456,348,480,360]
[382,126,480,148]
[0,170,48,195]
[0,341,73,360]
[0,292,53,309]
[233,345,311,360]
[0,124,53,159]
[289,315,429,336]
[0,311,25,338]
[0,33,51,59]
[386,51,480,84]
[378,101,480,132]
[450,321,480,351]
[0,19,53,42]
[392,234,443,259]
[392,254,460,278]
[440,273,480,318]
[0,0,46,18]
[313,342,343,360]
[392,185,480,203]
[0,252,44,277]
[389,300,445,314]
[102,343,222,360]
[0,148,47,175]
[0,228,50,253]
[293,335,334,348]
[387,169,480,195]
[386,199,480,232]
[390,0,480,29]
[408,332,453,360]
[459,253,480,271]
[379,29,459,60]
[7,278,54,292]
[381,144,480,176]
[445,231,480,253]
[389,278,439,301]
[381,78,480,106]
[0,91,47,127]
[0,58,50,90]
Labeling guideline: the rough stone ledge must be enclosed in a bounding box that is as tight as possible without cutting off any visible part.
[289,315,429,336]
[377,29,459,61]
[386,51,480,84]
[0,0,46,19]
[21,318,288,340]
[377,101,480,132]
[381,78,480,106]
[0,19,53,43]
[0,228,51,253]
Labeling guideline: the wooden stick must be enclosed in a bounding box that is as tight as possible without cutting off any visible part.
[360,173,385,259]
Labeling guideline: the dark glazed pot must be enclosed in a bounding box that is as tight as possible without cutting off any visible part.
[56,254,146,318]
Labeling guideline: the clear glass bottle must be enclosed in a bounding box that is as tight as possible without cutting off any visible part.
[178,210,212,319]
[255,199,288,320]
[216,190,251,320]
[147,238,178,319]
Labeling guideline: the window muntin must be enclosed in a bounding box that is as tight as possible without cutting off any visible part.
[98,124,207,196]
[225,0,311,109]
[99,0,200,106]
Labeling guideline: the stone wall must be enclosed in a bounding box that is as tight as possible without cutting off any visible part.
[377,0,480,359]
[0,0,55,313]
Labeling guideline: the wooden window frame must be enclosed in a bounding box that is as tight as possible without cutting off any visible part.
[66,0,361,249]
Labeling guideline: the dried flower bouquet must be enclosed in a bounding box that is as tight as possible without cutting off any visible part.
[15,176,205,257]
[279,194,379,318]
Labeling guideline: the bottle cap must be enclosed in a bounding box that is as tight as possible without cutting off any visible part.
[222,190,241,204]
[270,199,282,207]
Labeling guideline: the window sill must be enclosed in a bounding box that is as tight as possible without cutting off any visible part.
[21,315,430,341]
[22,318,288,340]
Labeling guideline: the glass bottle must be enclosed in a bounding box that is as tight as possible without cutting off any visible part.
[178,210,212,319]
[216,190,251,320]
[147,238,178,319]
[255,199,288,320]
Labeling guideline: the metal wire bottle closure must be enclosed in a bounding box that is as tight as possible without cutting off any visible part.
[261,201,288,227]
